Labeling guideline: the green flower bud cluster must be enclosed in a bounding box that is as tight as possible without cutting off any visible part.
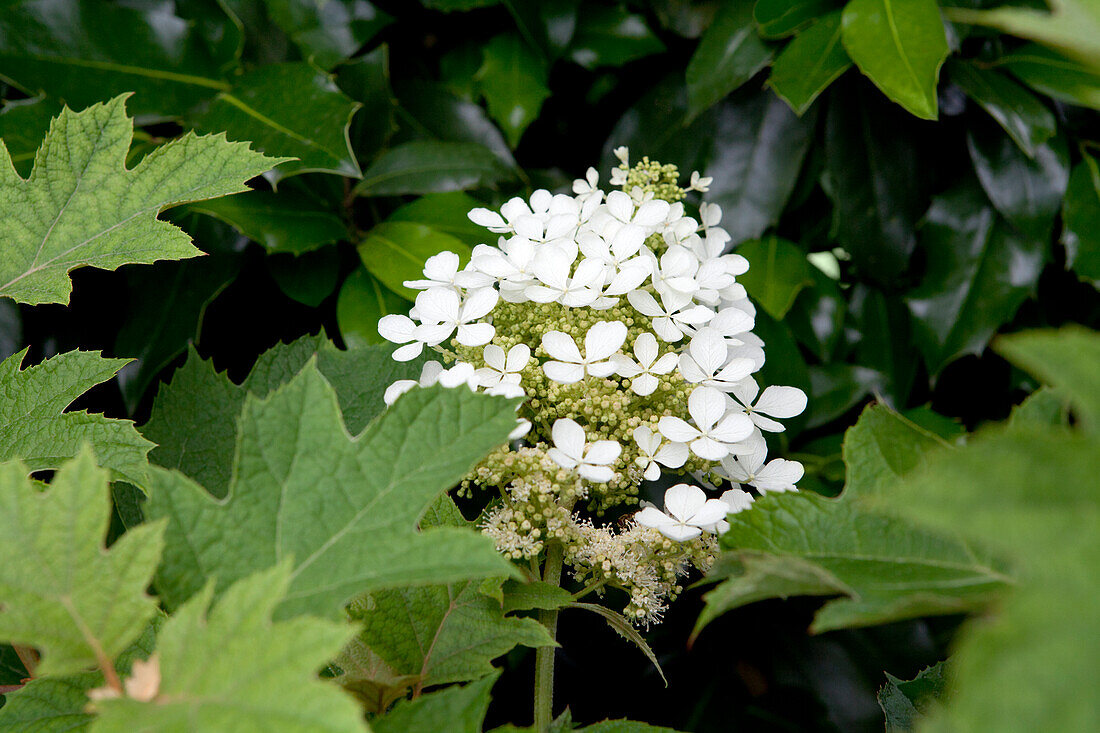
[618,156,685,202]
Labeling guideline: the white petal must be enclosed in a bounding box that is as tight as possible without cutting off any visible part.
[415,322,455,346]
[541,331,583,363]
[658,523,703,542]
[604,262,651,296]
[678,355,708,384]
[422,251,460,281]
[689,386,727,432]
[633,332,658,366]
[505,343,532,372]
[551,418,586,460]
[689,436,730,461]
[643,462,661,481]
[548,447,579,469]
[383,380,417,405]
[460,287,499,322]
[633,199,671,227]
[750,413,787,433]
[626,289,663,317]
[585,320,628,361]
[636,506,677,531]
[689,498,732,528]
[689,328,728,375]
[632,425,659,454]
[664,484,706,522]
[482,344,506,372]
[572,258,608,288]
[753,459,805,492]
[710,411,755,443]
[611,353,643,378]
[584,440,622,465]
[392,341,425,362]
[378,314,416,344]
[654,441,688,468]
[415,287,461,324]
[579,465,615,483]
[456,322,495,346]
[419,361,445,385]
[714,358,755,384]
[469,208,507,230]
[606,190,634,223]
[474,367,502,387]
[676,305,716,325]
[543,361,586,384]
[709,307,754,336]
[754,386,808,419]
[718,489,754,513]
[652,317,684,343]
[650,353,679,374]
[526,284,564,303]
[658,416,700,443]
[509,419,532,440]
[631,373,658,396]
[586,360,619,379]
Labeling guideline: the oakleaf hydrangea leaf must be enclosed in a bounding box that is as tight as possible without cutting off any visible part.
[146,360,521,620]
[0,348,153,486]
[91,562,367,733]
[346,497,553,692]
[0,448,165,676]
[0,94,287,305]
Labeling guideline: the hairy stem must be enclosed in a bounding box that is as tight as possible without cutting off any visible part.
[533,541,564,732]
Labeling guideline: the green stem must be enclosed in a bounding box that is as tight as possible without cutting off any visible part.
[533,541,564,732]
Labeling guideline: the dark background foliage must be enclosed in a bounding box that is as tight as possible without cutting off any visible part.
[1,0,1098,729]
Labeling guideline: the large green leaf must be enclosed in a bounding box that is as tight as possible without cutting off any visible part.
[685,0,773,118]
[0,96,59,177]
[357,221,472,300]
[840,0,949,119]
[767,12,852,116]
[997,43,1100,110]
[338,46,398,165]
[736,237,815,319]
[966,124,1069,242]
[475,33,551,149]
[346,500,552,695]
[371,673,497,733]
[263,0,393,69]
[947,59,1056,158]
[1062,150,1100,283]
[388,192,489,249]
[754,0,842,38]
[355,141,509,197]
[141,337,426,498]
[92,563,367,733]
[185,188,348,254]
[146,361,521,619]
[191,62,362,179]
[0,349,153,486]
[703,91,817,244]
[0,0,237,120]
[823,86,925,283]
[694,403,1008,637]
[0,95,281,305]
[906,180,1046,374]
[0,449,165,677]
[393,81,514,166]
[567,5,664,69]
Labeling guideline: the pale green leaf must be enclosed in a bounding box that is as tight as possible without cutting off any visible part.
[371,673,497,733]
[501,580,575,614]
[0,349,153,487]
[0,449,164,676]
[357,221,472,300]
[841,0,949,119]
[146,361,521,620]
[91,563,367,733]
[0,95,283,305]
[842,404,954,499]
[754,0,842,38]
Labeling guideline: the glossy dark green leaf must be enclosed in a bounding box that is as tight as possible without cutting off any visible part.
[807,364,887,429]
[0,0,235,120]
[337,266,407,346]
[357,222,472,299]
[389,192,489,248]
[475,33,550,148]
[847,285,917,406]
[754,0,842,38]
[786,264,846,361]
[752,310,811,427]
[185,189,348,254]
[767,11,852,115]
[192,62,362,179]
[264,0,392,69]
[840,0,949,119]
[1062,151,1100,282]
[998,44,1100,111]
[267,245,342,307]
[507,0,581,59]
[947,59,1056,158]
[567,5,664,69]
[736,237,815,319]
[967,124,1069,242]
[394,81,514,165]
[0,96,60,177]
[355,141,509,197]
[906,180,1047,374]
[603,76,713,176]
[824,85,926,283]
[420,0,501,9]
[115,255,242,412]
[337,46,397,165]
[878,663,947,732]
[704,91,817,244]
[685,0,773,119]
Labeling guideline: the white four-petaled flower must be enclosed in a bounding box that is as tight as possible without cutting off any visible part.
[611,332,678,396]
[658,386,754,461]
[719,441,804,493]
[632,426,688,481]
[635,484,731,542]
[542,321,628,384]
[413,287,498,347]
[475,344,531,388]
[678,327,755,390]
[729,379,808,432]
[547,418,622,483]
